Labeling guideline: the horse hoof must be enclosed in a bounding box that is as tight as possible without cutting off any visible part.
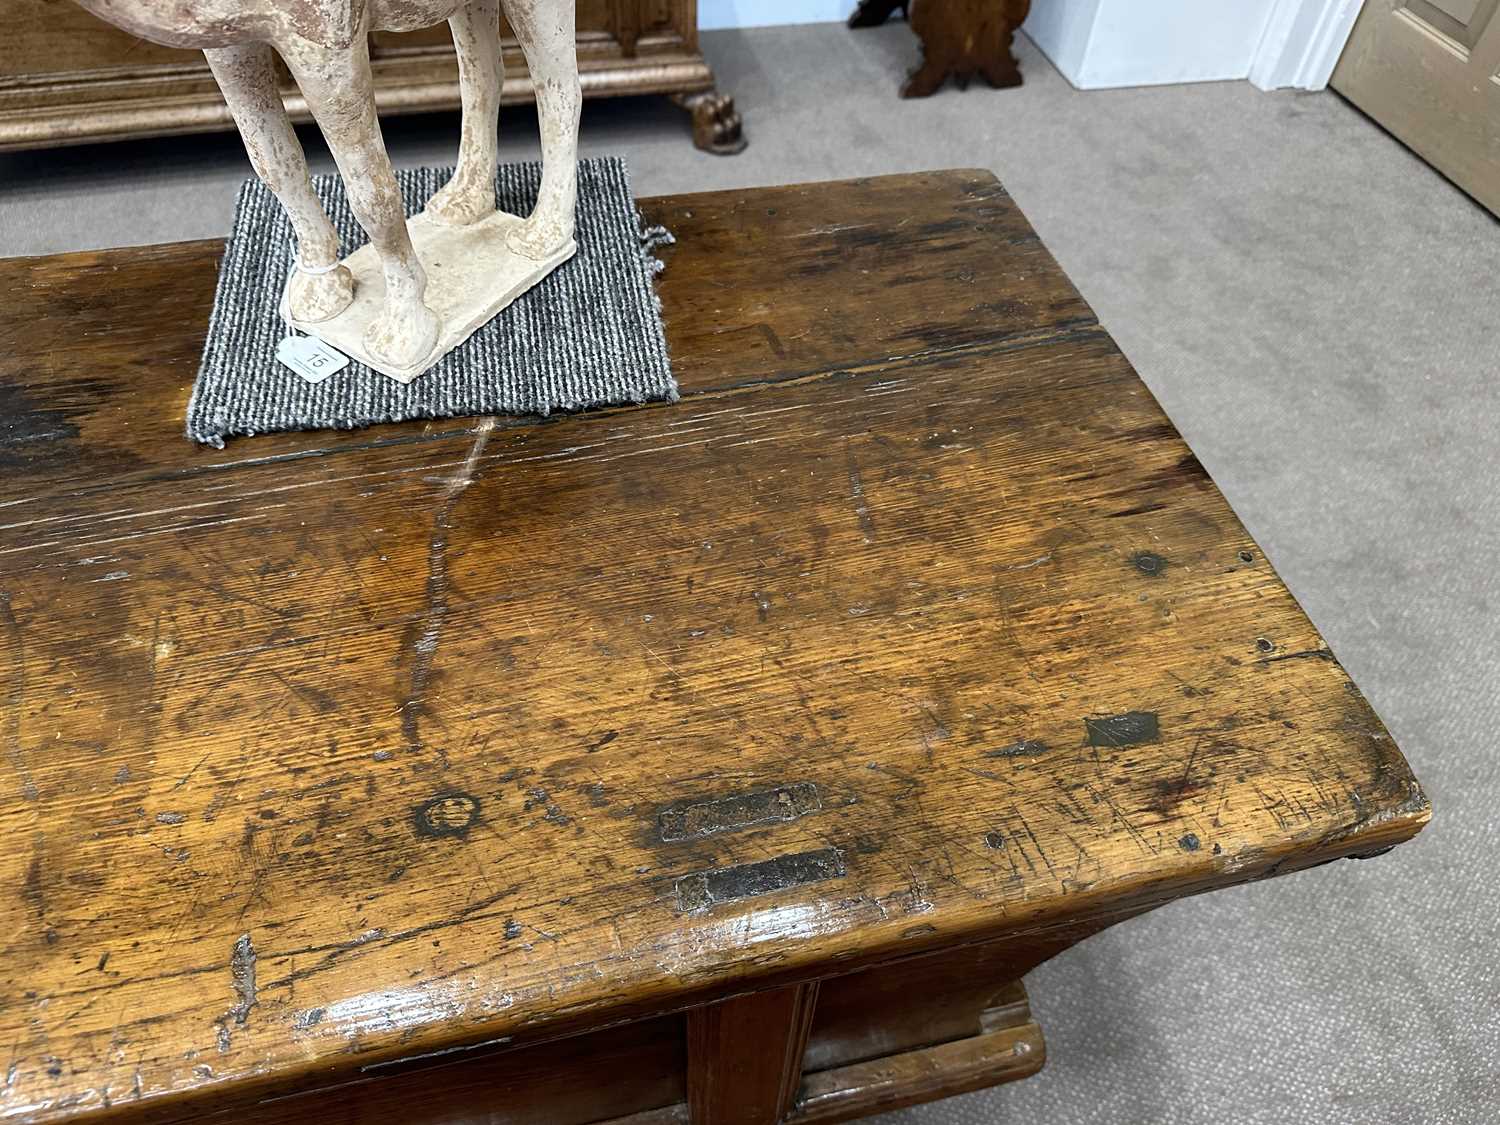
[505,216,574,262]
[363,303,441,372]
[425,176,496,227]
[288,264,355,323]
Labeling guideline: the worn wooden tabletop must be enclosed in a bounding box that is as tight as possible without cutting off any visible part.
[0,170,1428,1123]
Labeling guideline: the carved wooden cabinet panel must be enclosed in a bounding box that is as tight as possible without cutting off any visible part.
[0,0,744,153]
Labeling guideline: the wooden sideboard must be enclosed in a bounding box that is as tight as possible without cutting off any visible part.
[0,0,744,153]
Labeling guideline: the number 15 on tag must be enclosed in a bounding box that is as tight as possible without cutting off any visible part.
[277,334,351,384]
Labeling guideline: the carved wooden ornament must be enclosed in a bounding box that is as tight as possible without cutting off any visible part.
[71,0,583,381]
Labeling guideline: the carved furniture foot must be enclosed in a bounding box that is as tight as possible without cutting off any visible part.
[852,0,1032,98]
[673,89,748,155]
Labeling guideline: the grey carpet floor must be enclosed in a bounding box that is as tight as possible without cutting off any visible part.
[3,21,1496,1125]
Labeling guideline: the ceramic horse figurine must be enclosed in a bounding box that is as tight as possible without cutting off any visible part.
[72,0,580,372]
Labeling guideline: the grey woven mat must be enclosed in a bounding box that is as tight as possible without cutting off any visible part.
[187,156,675,446]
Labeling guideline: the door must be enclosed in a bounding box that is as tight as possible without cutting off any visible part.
[1331,0,1500,214]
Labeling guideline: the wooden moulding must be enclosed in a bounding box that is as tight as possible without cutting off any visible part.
[0,55,717,151]
[618,980,1044,1125]
[0,1,727,151]
[789,1018,1044,1124]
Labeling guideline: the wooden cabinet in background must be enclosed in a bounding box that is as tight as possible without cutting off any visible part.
[0,0,744,154]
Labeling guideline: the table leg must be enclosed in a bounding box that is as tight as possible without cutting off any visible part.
[686,981,821,1124]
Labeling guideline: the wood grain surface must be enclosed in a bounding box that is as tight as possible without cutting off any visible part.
[686,982,819,1123]
[0,170,1428,1123]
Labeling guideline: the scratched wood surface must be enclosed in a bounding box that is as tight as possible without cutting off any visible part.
[0,170,1428,1123]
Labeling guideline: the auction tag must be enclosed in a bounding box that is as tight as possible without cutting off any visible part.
[276,334,349,383]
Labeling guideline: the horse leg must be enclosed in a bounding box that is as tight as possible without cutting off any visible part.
[427,0,503,226]
[205,43,353,323]
[280,33,440,370]
[502,0,580,260]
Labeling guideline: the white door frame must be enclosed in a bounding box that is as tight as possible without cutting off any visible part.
[1249,0,1369,90]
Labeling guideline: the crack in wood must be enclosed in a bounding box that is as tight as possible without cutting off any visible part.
[402,418,496,760]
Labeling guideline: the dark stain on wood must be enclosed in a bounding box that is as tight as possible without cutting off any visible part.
[676,848,846,912]
[585,730,618,753]
[412,793,481,839]
[983,740,1049,759]
[21,852,45,931]
[0,380,81,469]
[657,783,821,842]
[1084,711,1160,748]
[1131,551,1168,577]
[523,786,570,827]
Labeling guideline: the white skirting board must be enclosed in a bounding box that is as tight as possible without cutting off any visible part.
[1020,0,1364,91]
[694,0,1362,93]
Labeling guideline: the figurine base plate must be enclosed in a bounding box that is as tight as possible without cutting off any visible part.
[281,208,576,384]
